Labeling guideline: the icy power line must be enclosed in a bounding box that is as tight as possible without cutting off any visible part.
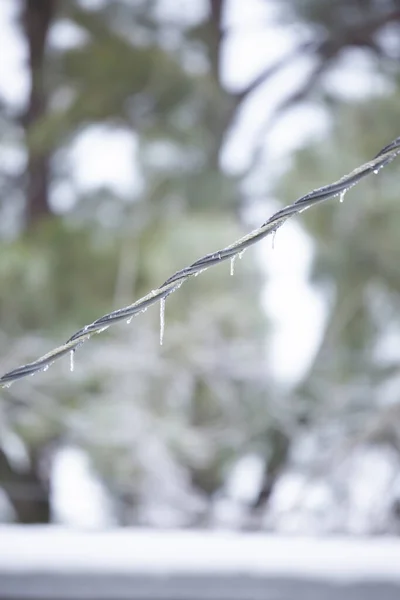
[1,137,400,387]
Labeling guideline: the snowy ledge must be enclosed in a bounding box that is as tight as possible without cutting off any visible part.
[1,527,400,578]
[1,527,400,599]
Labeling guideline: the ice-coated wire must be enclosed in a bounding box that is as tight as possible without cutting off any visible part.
[1,137,400,387]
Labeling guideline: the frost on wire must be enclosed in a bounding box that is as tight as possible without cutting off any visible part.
[1,136,400,387]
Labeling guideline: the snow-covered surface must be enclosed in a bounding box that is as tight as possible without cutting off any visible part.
[0,527,400,581]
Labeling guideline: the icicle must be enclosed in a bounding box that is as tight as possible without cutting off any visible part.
[43,365,49,372]
[238,249,246,260]
[339,190,346,203]
[70,350,75,372]
[3,382,12,389]
[230,255,237,276]
[97,326,109,334]
[126,315,134,325]
[194,269,206,277]
[272,230,277,249]
[159,297,166,346]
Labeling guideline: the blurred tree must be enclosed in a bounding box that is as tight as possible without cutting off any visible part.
[253,0,400,119]
[0,0,272,525]
[23,0,55,225]
[273,93,400,532]
[2,0,400,530]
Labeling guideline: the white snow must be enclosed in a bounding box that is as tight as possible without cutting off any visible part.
[225,454,264,504]
[0,527,400,581]
[51,447,114,528]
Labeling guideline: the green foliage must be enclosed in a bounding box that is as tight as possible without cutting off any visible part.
[0,0,270,521]
[275,92,400,451]
[4,0,400,529]
[0,220,119,332]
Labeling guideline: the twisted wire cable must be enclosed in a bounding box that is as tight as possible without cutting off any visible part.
[1,137,400,387]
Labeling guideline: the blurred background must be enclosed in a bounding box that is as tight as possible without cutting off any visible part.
[1,0,400,546]
[3,0,400,597]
